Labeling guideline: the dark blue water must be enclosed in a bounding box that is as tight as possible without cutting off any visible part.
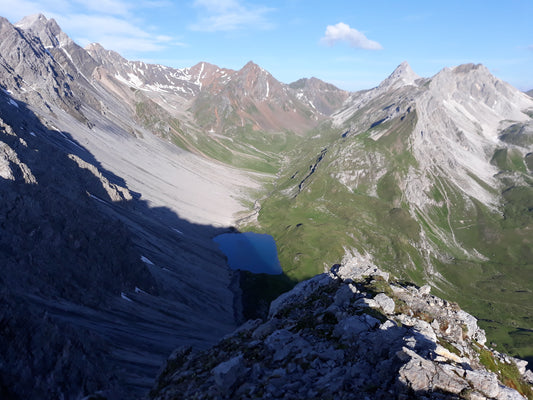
[213,232,282,275]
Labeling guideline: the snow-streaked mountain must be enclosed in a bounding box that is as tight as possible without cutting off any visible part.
[0,13,258,399]
[1,12,533,400]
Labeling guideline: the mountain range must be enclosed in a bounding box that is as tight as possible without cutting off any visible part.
[0,13,532,399]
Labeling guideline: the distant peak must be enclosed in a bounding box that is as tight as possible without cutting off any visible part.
[379,61,420,90]
[238,61,271,79]
[15,13,70,48]
[451,63,487,74]
[15,13,50,30]
[191,61,218,70]
[432,63,493,83]
[289,76,343,92]
[388,61,419,83]
[85,43,126,64]
[240,61,264,74]
[85,42,105,52]
[243,60,259,69]
[397,60,413,71]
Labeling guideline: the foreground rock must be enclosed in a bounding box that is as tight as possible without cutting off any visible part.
[151,255,533,399]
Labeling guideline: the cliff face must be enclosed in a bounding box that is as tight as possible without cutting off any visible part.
[151,252,533,400]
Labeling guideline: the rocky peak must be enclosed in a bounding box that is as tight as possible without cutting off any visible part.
[13,13,47,30]
[236,61,274,87]
[224,60,281,103]
[378,61,421,90]
[290,76,342,92]
[85,42,127,67]
[239,60,265,75]
[150,253,533,399]
[0,16,16,37]
[289,77,349,116]
[188,61,233,90]
[15,13,71,49]
[411,62,533,209]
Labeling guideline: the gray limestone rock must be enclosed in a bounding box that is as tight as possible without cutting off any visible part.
[334,314,378,341]
[374,293,396,315]
[465,369,500,398]
[419,284,431,295]
[334,284,356,307]
[212,354,249,392]
[152,263,531,399]
[269,273,331,318]
[252,318,281,339]
[398,350,437,391]
[496,385,527,400]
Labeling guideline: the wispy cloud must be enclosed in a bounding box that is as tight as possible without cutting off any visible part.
[71,0,133,17]
[320,22,382,50]
[190,0,274,32]
[402,13,431,22]
[0,0,181,56]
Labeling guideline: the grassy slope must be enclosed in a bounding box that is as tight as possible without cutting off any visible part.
[142,82,533,360]
[249,111,533,361]
[135,95,300,174]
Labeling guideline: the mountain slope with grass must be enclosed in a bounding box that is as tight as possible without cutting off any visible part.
[251,62,533,362]
[1,12,532,399]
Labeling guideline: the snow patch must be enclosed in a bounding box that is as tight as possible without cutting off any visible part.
[89,194,108,204]
[141,255,154,265]
[195,62,205,90]
[121,292,133,302]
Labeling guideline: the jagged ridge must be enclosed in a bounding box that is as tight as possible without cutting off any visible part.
[151,253,533,399]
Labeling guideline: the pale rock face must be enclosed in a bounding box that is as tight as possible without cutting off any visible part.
[333,249,390,281]
[374,293,395,314]
[378,61,421,91]
[411,63,533,211]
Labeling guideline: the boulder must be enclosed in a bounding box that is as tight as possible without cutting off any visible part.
[374,293,395,315]
[212,354,249,392]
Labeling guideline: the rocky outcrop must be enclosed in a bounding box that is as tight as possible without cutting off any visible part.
[151,255,532,399]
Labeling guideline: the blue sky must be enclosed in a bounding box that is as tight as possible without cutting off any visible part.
[0,0,531,91]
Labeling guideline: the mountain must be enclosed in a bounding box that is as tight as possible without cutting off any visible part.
[254,60,533,362]
[0,14,258,399]
[151,257,533,399]
[0,12,532,399]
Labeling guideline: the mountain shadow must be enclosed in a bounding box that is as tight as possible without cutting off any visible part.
[0,90,244,399]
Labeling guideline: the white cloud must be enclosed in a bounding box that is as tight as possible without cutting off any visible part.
[53,13,178,55]
[0,0,65,22]
[193,0,240,13]
[72,0,133,17]
[320,22,382,50]
[190,0,274,32]
[0,0,181,56]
